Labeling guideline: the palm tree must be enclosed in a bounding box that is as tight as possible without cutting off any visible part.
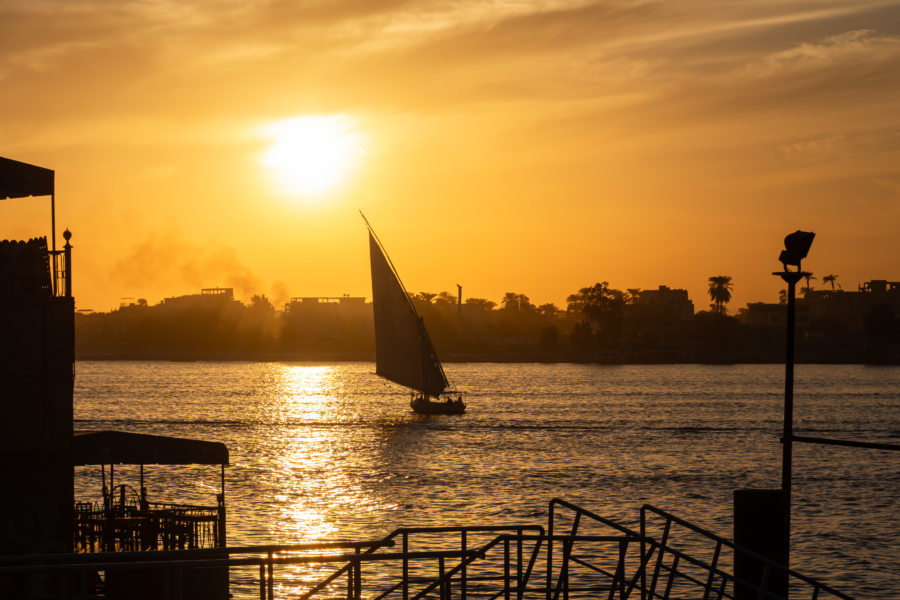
[501,292,534,312]
[801,273,816,297]
[464,298,496,311]
[822,274,839,291]
[707,276,733,314]
[566,282,625,342]
[436,291,457,305]
[626,288,642,304]
[537,303,559,317]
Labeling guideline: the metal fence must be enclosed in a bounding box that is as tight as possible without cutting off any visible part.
[2,499,855,600]
[74,500,223,553]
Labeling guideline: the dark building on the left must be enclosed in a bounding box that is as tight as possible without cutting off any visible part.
[0,157,74,561]
[2,157,230,599]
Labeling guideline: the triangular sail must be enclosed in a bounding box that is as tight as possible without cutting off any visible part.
[368,230,448,397]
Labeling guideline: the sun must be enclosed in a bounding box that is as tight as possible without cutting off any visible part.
[261,116,363,194]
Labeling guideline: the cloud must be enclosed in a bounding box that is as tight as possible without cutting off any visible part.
[754,29,900,74]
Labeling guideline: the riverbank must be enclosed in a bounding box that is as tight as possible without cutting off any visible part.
[73,349,899,365]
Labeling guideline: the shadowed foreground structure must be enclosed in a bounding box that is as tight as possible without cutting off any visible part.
[0,499,854,600]
[1,157,230,599]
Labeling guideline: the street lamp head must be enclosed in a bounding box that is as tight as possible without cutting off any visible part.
[779,230,815,272]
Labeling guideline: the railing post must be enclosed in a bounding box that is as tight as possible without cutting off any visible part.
[663,554,680,600]
[517,528,523,600]
[703,541,722,600]
[562,512,580,600]
[461,530,468,600]
[403,532,409,600]
[648,520,671,599]
[615,539,628,600]
[347,555,353,599]
[63,229,72,298]
[355,549,362,600]
[504,536,511,600]
[260,563,266,600]
[640,508,647,600]
[717,575,728,600]
[547,515,553,600]
[439,555,447,600]
[268,551,274,600]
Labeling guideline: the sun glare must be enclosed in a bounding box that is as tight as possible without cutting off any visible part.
[261,116,363,194]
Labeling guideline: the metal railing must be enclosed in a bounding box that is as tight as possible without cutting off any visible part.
[49,243,71,298]
[0,541,391,600]
[638,504,854,600]
[5,499,856,600]
[74,500,224,553]
[297,524,546,600]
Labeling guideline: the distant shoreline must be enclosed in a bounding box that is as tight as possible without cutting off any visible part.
[74,352,896,365]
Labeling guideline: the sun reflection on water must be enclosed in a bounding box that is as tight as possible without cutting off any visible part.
[256,364,397,589]
[268,364,345,424]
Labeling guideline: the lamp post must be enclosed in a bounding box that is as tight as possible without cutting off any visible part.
[773,230,815,572]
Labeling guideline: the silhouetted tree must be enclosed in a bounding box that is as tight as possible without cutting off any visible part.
[537,303,559,317]
[707,276,733,314]
[436,291,457,305]
[801,273,816,296]
[566,282,625,343]
[415,292,436,304]
[250,294,274,312]
[500,292,535,312]
[822,274,839,291]
[464,298,496,310]
[626,289,641,304]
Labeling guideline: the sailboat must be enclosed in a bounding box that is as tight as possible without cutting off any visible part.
[364,215,466,415]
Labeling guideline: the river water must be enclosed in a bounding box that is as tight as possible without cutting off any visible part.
[73,362,899,598]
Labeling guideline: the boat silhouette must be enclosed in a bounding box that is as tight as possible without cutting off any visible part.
[363,213,466,415]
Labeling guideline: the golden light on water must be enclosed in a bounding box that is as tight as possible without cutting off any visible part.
[263,366,388,540]
[260,116,364,195]
[262,364,399,591]
[273,364,342,423]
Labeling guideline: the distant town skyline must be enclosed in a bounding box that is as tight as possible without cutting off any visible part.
[92,277,898,316]
[3,2,899,313]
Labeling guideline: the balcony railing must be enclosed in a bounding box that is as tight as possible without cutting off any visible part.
[74,498,225,553]
[0,233,71,299]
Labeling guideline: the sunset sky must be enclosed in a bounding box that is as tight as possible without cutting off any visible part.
[2,1,899,312]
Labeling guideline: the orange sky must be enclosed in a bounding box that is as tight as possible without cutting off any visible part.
[2,1,899,312]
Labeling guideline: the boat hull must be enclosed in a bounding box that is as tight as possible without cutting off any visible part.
[410,396,466,415]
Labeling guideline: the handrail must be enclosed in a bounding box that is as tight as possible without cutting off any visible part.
[640,504,855,600]
[548,498,647,600]
[300,523,545,600]
[0,550,481,574]
[0,540,395,565]
[549,498,642,538]
[8,500,856,600]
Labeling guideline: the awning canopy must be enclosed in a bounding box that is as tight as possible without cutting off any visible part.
[0,156,54,200]
[73,430,229,466]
